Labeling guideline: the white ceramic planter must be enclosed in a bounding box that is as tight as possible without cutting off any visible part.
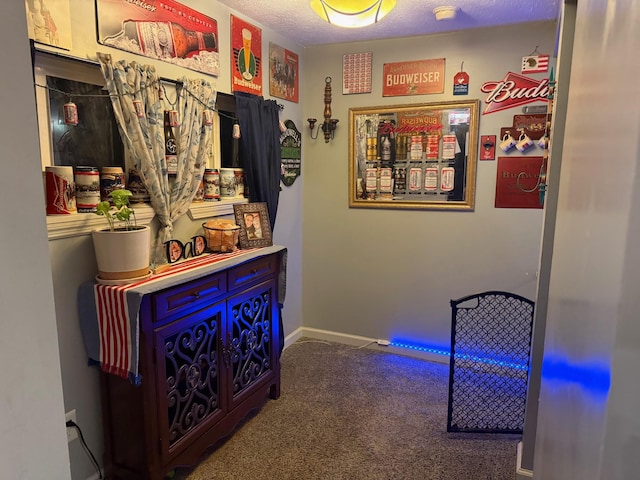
[91,225,151,281]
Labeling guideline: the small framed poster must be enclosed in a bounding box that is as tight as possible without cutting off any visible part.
[231,15,262,95]
[343,52,372,95]
[234,202,273,249]
[269,43,298,103]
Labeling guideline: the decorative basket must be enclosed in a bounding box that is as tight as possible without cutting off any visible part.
[202,221,240,252]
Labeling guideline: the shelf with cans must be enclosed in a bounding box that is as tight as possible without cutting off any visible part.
[44,110,248,216]
[44,163,249,241]
[361,120,460,200]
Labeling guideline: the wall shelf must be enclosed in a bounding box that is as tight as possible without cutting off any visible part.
[47,198,248,240]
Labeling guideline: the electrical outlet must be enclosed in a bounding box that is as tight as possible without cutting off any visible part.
[65,410,78,443]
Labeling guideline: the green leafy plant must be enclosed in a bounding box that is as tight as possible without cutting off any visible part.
[95,189,138,231]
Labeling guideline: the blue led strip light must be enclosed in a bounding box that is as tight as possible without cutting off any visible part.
[389,341,529,371]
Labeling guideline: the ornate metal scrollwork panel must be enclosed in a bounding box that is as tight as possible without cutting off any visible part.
[447,291,534,434]
[162,315,221,447]
[229,288,272,396]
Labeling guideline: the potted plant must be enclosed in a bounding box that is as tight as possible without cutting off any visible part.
[91,189,151,282]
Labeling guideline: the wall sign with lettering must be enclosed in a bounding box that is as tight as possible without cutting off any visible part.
[96,0,220,77]
[382,58,445,97]
[280,119,301,187]
[481,72,549,115]
[453,69,469,96]
[495,156,544,209]
[231,15,262,95]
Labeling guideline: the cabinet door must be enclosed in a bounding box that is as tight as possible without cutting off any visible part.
[225,279,277,407]
[153,300,226,461]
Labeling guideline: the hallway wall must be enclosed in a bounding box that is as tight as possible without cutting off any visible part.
[302,22,556,351]
[534,1,640,479]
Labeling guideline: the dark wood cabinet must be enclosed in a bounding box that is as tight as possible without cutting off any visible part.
[100,253,281,479]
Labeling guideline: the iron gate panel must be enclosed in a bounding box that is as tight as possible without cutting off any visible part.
[447,291,534,434]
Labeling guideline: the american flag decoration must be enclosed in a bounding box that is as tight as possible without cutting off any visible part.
[522,54,549,73]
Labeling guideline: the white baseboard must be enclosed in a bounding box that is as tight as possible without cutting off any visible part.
[284,327,304,349]
[516,441,534,479]
[286,327,449,364]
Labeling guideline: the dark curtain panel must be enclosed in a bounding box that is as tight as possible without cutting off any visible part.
[234,92,282,230]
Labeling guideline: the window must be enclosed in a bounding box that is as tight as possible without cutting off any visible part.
[46,75,124,170]
[35,50,246,239]
[215,92,243,169]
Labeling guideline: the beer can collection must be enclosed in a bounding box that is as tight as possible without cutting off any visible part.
[100,166,125,203]
[203,168,220,201]
[74,166,101,212]
[426,135,440,159]
[63,102,78,126]
[128,168,150,203]
[410,136,423,160]
[45,166,77,215]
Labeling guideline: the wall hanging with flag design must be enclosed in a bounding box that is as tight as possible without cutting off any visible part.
[522,54,549,73]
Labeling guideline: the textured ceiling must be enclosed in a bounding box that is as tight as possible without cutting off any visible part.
[214,0,561,47]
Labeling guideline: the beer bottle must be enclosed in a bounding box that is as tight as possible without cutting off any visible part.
[105,21,217,59]
[164,111,178,175]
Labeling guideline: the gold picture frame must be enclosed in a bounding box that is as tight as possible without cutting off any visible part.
[349,100,480,210]
[234,202,273,249]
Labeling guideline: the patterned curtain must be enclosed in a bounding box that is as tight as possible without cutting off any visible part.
[97,53,216,264]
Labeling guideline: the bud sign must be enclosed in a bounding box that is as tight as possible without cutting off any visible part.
[481,72,549,115]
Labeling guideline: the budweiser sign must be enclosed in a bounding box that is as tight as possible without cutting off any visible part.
[481,72,549,115]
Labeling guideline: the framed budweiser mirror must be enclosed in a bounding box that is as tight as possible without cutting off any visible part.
[348,100,480,211]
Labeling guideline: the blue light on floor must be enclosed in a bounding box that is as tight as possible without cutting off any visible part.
[389,341,450,357]
[389,339,529,372]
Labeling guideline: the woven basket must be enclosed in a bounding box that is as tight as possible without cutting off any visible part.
[202,222,240,252]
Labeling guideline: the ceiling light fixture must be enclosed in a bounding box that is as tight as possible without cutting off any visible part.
[310,0,397,28]
[433,6,459,21]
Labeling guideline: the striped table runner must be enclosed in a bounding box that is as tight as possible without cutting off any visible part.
[79,247,284,384]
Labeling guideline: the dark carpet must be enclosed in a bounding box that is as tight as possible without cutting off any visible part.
[174,339,520,480]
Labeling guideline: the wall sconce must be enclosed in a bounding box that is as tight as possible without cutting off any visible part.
[307,76,339,143]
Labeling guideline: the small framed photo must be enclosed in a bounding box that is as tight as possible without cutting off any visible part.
[233,202,273,249]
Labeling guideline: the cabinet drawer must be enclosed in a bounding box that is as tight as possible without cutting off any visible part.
[228,255,277,291]
[153,272,227,322]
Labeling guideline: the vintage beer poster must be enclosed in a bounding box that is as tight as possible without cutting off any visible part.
[382,58,445,97]
[495,156,544,209]
[96,0,219,76]
[25,0,73,50]
[269,43,298,103]
[231,15,262,95]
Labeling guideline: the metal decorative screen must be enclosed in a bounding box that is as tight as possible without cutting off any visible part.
[447,291,534,434]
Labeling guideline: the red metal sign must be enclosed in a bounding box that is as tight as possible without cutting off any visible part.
[495,156,544,208]
[481,72,549,115]
[453,71,469,96]
[382,58,445,97]
[231,15,262,95]
[97,0,219,77]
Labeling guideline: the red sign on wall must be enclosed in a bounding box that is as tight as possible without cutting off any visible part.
[96,0,219,77]
[481,72,549,115]
[382,58,445,97]
[231,15,262,95]
[495,156,544,209]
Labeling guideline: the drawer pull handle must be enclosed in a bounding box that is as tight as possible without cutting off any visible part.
[192,291,200,299]
[250,269,258,275]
